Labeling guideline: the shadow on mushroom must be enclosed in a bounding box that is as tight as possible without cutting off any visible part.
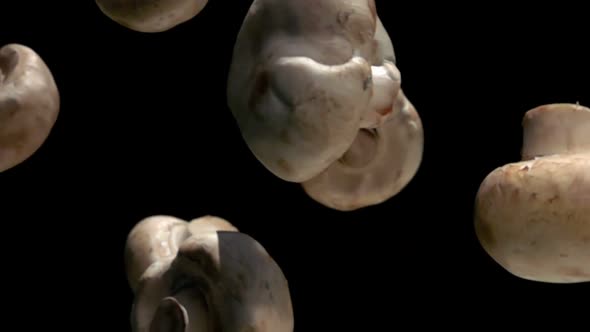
[0,44,60,173]
[475,103,590,283]
[126,215,294,332]
[226,0,424,211]
[95,0,209,33]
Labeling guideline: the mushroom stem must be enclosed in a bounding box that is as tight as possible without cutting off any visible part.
[338,128,379,169]
[360,61,401,129]
[522,103,590,160]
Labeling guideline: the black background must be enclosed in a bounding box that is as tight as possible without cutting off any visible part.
[1,1,588,330]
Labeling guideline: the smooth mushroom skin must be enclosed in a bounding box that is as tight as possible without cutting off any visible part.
[303,91,423,211]
[475,103,590,283]
[96,0,208,33]
[228,0,393,183]
[127,215,294,332]
[373,17,395,64]
[0,44,60,173]
[125,215,192,292]
[521,103,590,160]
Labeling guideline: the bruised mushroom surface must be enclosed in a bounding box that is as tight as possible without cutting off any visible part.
[96,0,208,33]
[0,44,60,173]
[227,0,423,211]
[126,215,294,332]
[475,103,590,283]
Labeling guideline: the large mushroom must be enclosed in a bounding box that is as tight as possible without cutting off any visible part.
[95,0,208,33]
[126,215,294,332]
[227,0,423,211]
[0,44,60,173]
[475,103,590,283]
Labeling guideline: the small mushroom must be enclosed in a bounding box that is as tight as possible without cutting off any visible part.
[96,0,208,33]
[475,103,590,283]
[227,0,423,210]
[0,44,60,173]
[126,215,294,331]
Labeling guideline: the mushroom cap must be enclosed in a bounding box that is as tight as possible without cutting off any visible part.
[227,0,381,183]
[188,215,239,234]
[475,154,590,283]
[125,215,191,292]
[522,103,590,160]
[127,215,294,331]
[0,44,60,173]
[95,0,208,33]
[302,91,423,211]
[172,232,294,331]
[475,103,590,283]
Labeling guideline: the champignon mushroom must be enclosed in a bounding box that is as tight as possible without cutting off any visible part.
[126,215,294,332]
[227,0,423,210]
[95,0,208,33]
[0,44,60,173]
[475,103,590,283]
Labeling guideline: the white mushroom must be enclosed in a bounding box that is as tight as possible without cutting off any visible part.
[0,44,60,173]
[227,0,423,210]
[475,103,590,283]
[126,215,294,332]
[95,0,208,33]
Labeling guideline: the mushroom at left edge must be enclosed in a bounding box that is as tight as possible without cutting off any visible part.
[0,44,60,173]
[125,215,295,332]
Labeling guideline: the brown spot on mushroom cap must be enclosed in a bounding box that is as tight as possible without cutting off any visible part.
[0,46,19,80]
[96,0,208,33]
[475,104,590,283]
[248,70,270,111]
[0,44,60,173]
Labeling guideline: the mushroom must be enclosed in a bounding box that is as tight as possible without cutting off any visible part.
[95,0,208,33]
[475,103,590,283]
[0,44,60,173]
[227,0,423,210]
[126,215,294,331]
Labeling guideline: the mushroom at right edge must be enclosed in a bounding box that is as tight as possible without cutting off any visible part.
[475,103,590,283]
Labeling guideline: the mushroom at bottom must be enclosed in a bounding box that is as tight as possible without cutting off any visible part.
[475,103,590,283]
[126,215,294,332]
[302,90,423,211]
